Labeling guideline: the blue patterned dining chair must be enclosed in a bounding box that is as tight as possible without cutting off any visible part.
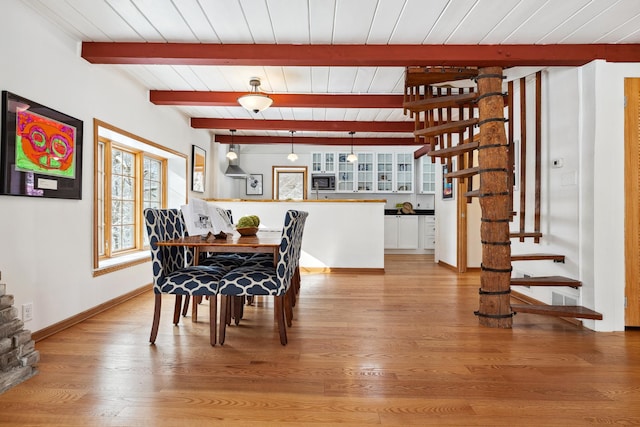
[144,208,228,346]
[217,210,308,345]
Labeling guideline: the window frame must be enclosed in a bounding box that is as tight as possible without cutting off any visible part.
[93,119,187,276]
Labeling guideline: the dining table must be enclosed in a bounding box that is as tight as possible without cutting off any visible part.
[156,230,282,321]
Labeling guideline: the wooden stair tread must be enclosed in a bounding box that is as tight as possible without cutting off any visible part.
[509,232,543,238]
[405,67,479,87]
[403,92,478,112]
[428,141,479,158]
[511,276,581,287]
[414,118,479,138]
[511,304,602,320]
[511,253,565,262]
[445,166,479,179]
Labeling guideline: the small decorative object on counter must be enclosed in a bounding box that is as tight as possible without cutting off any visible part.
[401,202,416,214]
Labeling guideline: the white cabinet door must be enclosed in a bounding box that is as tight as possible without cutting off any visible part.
[397,216,419,249]
[311,152,336,173]
[385,215,419,249]
[420,157,436,194]
[376,152,414,193]
[384,216,399,248]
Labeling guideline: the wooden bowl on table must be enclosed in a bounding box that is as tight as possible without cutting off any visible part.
[236,226,259,236]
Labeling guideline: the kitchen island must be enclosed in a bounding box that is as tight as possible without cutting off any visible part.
[207,199,385,271]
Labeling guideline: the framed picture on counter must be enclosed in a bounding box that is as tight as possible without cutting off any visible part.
[246,173,263,195]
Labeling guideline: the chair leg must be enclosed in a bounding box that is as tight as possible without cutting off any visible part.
[284,288,294,327]
[182,295,190,316]
[232,296,243,325]
[274,295,288,345]
[173,295,182,325]
[209,294,217,346]
[150,294,162,344]
[219,295,231,345]
[192,295,202,323]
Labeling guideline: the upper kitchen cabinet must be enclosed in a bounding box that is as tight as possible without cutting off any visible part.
[356,153,374,192]
[376,152,414,193]
[419,156,437,194]
[336,152,356,192]
[336,152,374,193]
[311,152,336,174]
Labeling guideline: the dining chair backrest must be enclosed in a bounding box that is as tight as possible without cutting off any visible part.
[275,210,308,293]
[144,208,187,292]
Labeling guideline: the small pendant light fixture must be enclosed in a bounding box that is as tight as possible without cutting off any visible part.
[226,129,238,160]
[347,131,358,163]
[287,130,298,162]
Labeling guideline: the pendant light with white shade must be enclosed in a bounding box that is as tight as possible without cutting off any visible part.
[347,131,358,163]
[226,129,238,160]
[287,130,298,162]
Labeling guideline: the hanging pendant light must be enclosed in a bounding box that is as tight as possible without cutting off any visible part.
[347,131,358,163]
[226,129,238,160]
[287,130,298,162]
[237,78,273,113]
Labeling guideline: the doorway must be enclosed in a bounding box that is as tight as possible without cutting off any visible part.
[625,78,640,327]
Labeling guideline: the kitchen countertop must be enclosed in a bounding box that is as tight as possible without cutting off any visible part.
[384,209,435,215]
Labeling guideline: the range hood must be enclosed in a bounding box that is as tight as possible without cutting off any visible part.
[224,144,248,178]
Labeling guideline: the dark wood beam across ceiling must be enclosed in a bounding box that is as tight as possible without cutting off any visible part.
[151,91,404,108]
[191,118,414,133]
[82,43,640,67]
[216,135,418,146]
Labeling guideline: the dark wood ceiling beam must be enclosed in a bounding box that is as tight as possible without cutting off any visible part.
[216,135,418,146]
[191,118,414,133]
[151,91,404,108]
[82,43,640,67]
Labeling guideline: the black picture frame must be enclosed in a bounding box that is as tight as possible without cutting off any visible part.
[1,91,83,199]
[246,173,263,195]
[442,164,454,200]
[191,145,206,193]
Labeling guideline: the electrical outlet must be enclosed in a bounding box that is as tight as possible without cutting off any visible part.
[22,303,33,322]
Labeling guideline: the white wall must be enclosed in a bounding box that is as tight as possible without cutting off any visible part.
[508,62,640,331]
[0,3,211,332]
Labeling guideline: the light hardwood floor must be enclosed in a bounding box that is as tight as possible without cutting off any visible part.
[1,255,639,426]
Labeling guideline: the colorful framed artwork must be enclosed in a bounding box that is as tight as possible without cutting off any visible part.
[246,174,263,195]
[1,91,83,199]
[191,145,206,193]
[442,164,454,200]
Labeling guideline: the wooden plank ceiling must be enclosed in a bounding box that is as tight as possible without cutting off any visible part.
[20,0,640,146]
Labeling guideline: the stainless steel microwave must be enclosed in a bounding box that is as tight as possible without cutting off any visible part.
[311,174,335,190]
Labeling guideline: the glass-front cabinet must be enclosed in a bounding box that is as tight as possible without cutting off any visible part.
[311,152,336,174]
[336,152,375,193]
[376,152,414,193]
[419,156,436,194]
[336,152,355,192]
[376,153,394,192]
[395,153,413,192]
[356,153,374,192]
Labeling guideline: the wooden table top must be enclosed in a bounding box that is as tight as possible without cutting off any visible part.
[157,231,281,248]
